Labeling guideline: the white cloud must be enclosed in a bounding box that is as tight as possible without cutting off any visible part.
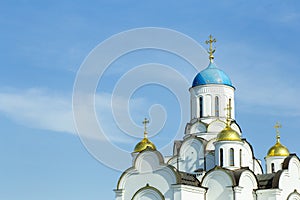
[0,88,76,134]
[279,12,300,24]
[0,87,149,143]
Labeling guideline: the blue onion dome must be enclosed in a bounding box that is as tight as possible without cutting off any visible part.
[192,61,233,87]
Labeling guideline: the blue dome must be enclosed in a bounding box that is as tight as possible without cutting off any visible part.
[192,62,233,87]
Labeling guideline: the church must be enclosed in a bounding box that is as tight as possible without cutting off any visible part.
[114,36,300,200]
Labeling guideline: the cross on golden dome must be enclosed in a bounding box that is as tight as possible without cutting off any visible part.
[224,101,232,126]
[274,122,282,142]
[205,35,216,62]
[216,100,241,142]
[133,118,156,153]
[266,122,289,157]
[142,118,150,138]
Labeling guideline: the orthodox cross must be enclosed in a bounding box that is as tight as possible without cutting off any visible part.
[274,122,282,141]
[224,101,232,125]
[142,118,150,138]
[205,35,216,62]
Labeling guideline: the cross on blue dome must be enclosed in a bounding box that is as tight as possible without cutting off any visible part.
[192,35,233,88]
[192,61,233,87]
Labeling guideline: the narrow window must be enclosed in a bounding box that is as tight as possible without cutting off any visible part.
[215,96,219,117]
[220,148,224,167]
[271,163,275,173]
[239,149,242,167]
[230,148,234,166]
[199,96,203,118]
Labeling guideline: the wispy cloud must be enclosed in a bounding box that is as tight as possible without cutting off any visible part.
[279,12,300,24]
[0,87,149,143]
[0,88,75,134]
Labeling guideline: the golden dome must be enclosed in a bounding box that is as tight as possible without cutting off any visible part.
[134,138,156,153]
[267,122,289,157]
[267,141,289,157]
[133,118,156,153]
[216,101,241,142]
[216,124,241,141]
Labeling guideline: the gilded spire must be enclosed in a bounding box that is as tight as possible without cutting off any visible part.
[224,101,232,126]
[274,122,282,143]
[205,35,216,62]
[142,118,149,138]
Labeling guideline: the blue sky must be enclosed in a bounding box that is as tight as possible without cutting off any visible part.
[1,1,300,199]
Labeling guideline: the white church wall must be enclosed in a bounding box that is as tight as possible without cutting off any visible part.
[277,157,300,199]
[190,91,197,120]
[214,141,243,170]
[280,170,293,199]
[256,189,282,200]
[187,121,207,135]
[207,119,226,132]
[204,94,212,117]
[287,191,300,200]
[203,120,226,140]
[114,189,124,200]
[241,141,255,171]
[172,184,206,200]
[253,159,263,175]
[189,85,235,121]
[205,138,216,151]
[205,151,215,172]
[265,156,286,173]
[202,169,234,200]
[117,150,179,200]
[256,156,300,200]
[132,186,164,200]
[231,122,241,134]
[178,138,205,173]
[235,170,258,200]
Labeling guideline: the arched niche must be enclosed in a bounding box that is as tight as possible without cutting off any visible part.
[132,184,165,200]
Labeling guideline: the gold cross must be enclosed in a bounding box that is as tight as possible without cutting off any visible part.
[205,35,216,61]
[274,122,282,141]
[224,101,232,122]
[142,118,150,138]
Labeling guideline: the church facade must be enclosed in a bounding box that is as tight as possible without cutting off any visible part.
[114,36,300,200]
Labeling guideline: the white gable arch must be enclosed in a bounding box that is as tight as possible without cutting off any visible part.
[179,137,205,173]
[287,156,300,181]
[237,170,258,199]
[230,122,241,134]
[202,169,234,200]
[134,150,164,173]
[132,184,165,200]
[207,119,226,133]
[239,170,258,188]
[287,190,300,200]
[206,138,216,151]
[189,121,207,134]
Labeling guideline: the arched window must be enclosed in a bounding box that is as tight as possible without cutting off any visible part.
[199,96,203,118]
[271,163,275,173]
[239,149,242,167]
[220,148,224,167]
[215,96,219,117]
[230,148,234,166]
